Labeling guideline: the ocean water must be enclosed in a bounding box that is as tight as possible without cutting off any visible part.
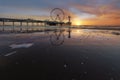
[0,27,120,80]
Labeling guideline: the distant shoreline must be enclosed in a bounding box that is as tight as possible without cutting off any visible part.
[71,25,120,30]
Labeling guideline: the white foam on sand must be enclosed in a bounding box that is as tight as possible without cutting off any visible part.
[4,51,17,56]
[10,43,33,49]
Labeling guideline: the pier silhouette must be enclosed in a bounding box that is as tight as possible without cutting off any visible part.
[0,8,72,32]
[0,18,65,32]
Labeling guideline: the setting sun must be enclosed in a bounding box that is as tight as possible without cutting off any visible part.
[73,18,82,25]
[75,21,81,25]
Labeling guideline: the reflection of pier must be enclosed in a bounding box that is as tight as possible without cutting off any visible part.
[0,18,65,32]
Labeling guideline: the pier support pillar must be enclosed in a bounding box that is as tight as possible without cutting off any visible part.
[27,22,29,32]
[12,21,14,32]
[41,22,43,26]
[40,22,42,26]
[2,20,5,31]
[44,22,46,27]
[37,22,39,26]
[20,22,22,31]
[32,22,34,26]
[32,22,34,31]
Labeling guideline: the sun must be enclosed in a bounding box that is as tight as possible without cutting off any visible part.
[74,20,81,25]
[73,18,82,25]
[76,21,81,25]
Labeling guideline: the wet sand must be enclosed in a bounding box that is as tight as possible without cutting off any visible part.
[0,28,120,80]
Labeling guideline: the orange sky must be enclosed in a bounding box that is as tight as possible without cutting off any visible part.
[69,3,120,25]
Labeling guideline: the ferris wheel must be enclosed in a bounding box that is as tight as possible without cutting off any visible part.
[50,8,65,22]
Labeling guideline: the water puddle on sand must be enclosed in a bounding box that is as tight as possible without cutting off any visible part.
[10,43,33,49]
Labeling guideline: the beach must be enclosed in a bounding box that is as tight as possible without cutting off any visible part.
[0,27,120,80]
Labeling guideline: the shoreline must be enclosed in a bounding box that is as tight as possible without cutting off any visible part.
[1,26,120,34]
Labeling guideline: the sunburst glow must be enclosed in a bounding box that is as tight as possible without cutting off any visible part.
[73,18,82,25]
[73,20,82,25]
[75,21,81,25]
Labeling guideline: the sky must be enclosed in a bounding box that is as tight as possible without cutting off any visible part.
[0,0,120,25]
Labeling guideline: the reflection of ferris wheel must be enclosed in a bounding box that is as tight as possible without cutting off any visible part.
[49,30,65,46]
[50,8,65,22]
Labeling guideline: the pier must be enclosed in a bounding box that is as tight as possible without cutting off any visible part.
[0,18,65,32]
[0,8,72,32]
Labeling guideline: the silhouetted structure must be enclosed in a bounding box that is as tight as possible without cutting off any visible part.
[0,18,66,31]
[65,16,72,26]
